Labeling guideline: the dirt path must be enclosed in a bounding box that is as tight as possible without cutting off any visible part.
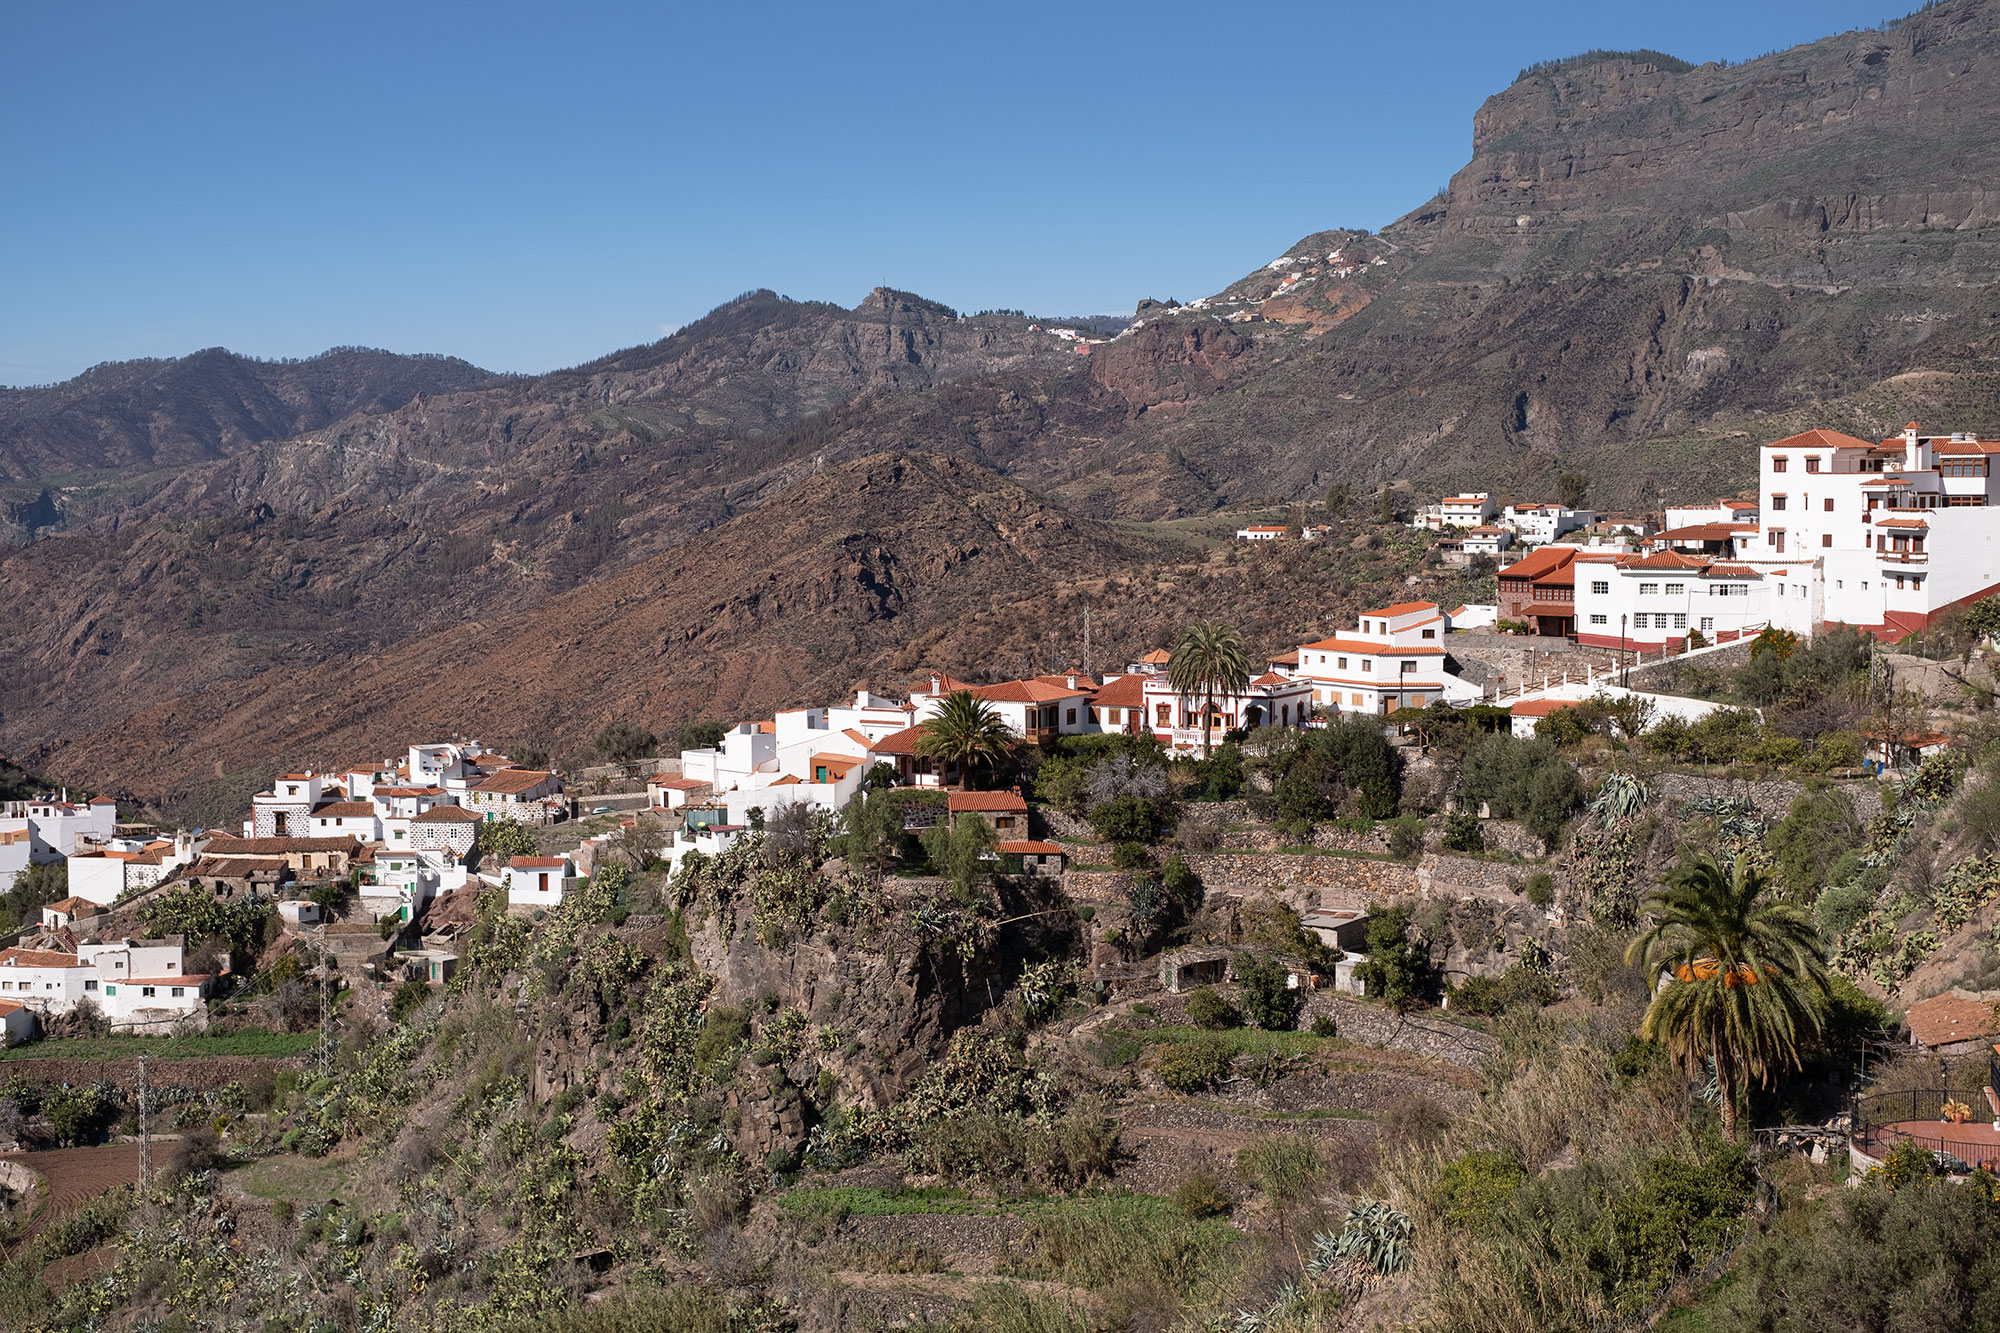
[2,1143,142,1255]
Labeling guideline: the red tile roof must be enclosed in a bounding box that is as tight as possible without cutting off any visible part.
[508,856,571,870]
[948,791,1029,813]
[312,802,377,818]
[1497,546,1578,582]
[1268,650,1299,667]
[1877,517,1930,529]
[1907,991,1999,1048]
[1621,551,1710,570]
[1360,600,1439,618]
[965,679,1091,704]
[1091,674,1148,709]
[1250,671,1294,686]
[0,948,87,969]
[203,836,358,856]
[1140,650,1172,665]
[475,769,557,795]
[870,725,925,756]
[656,777,710,790]
[996,841,1064,855]
[1765,429,1875,452]
[1510,699,1568,717]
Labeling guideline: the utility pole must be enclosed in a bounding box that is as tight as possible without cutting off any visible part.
[137,1054,149,1190]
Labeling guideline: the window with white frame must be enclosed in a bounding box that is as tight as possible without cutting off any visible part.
[1639,582,1659,595]
[1673,614,1688,629]
[1666,582,1683,595]
[1590,614,1607,626]
[1591,581,1609,595]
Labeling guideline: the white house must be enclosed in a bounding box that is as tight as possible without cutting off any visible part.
[1293,603,1451,715]
[1134,670,1315,751]
[1440,493,1496,528]
[646,777,712,810]
[1236,525,1287,541]
[465,769,564,827]
[252,773,329,838]
[1502,503,1595,544]
[0,821,28,892]
[663,822,746,875]
[910,673,1097,748]
[1571,551,1784,651]
[40,896,100,931]
[505,855,577,909]
[680,724,779,791]
[65,834,195,907]
[0,937,211,1032]
[2,795,117,863]
[1462,526,1515,556]
[306,800,382,841]
[0,999,34,1045]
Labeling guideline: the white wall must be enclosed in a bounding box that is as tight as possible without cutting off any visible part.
[66,855,128,906]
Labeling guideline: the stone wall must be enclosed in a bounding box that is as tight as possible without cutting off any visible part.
[1415,851,1540,905]
[1649,771,1884,822]
[1177,853,1419,914]
[1303,995,1497,1068]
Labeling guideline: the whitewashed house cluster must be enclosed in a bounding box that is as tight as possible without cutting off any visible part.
[1493,424,2000,651]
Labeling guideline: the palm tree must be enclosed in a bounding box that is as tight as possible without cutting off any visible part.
[1625,854,1831,1136]
[914,691,1013,790]
[1168,621,1251,757]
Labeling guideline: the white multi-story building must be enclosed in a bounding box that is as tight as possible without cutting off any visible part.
[1412,493,1496,531]
[1571,551,1792,650]
[1755,424,2000,638]
[1665,497,1760,530]
[1502,503,1595,544]
[506,855,577,909]
[1463,526,1515,556]
[2,796,118,863]
[1293,603,1451,715]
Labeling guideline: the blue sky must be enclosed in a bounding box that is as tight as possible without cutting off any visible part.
[2,0,1908,384]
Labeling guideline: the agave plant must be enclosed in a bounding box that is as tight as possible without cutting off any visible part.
[1588,771,1650,827]
[1329,1199,1413,1275]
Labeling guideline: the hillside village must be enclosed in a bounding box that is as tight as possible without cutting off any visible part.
[1,425,2000,1328]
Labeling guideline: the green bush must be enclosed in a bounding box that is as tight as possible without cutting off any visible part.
[1183,987,1241,1031]
[1310,1014,1338,1039]
[1235,953,1303,1030]
[1388,816,1426,859]
[1111,841,1154,872]
[1170,1171,1234,1218]
[1814,881,1876,940]
[1523,872,1555,907]
[1436,1150,1526,1231]
[1450,964,1557,1016]
[1089,794,1171,845]
[1354,905,1438,1010]
[1158,1040,1230,1092]
[1442,811,1485,852]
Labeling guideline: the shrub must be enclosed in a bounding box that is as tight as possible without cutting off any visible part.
[1238,1133,1324,1209]
[1170,1171,1234,1218]
[1311,1014,1338,1038]
[1158,1040,1230,1093]
[1111,841,1154,872]
[1450,964,1558,1016]
[1378,1093,1451,1152]
[1435,1150,1526,1230]
[1089,794,1171,845]
[1235,953,1303,1030]
[1523,872,1555,907]
[1388,816,1426,859]
[1354,905,1439,1010]
[1442,811,1485,852]
[1183,987,1241,1031]
[1814,881,1876,940]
